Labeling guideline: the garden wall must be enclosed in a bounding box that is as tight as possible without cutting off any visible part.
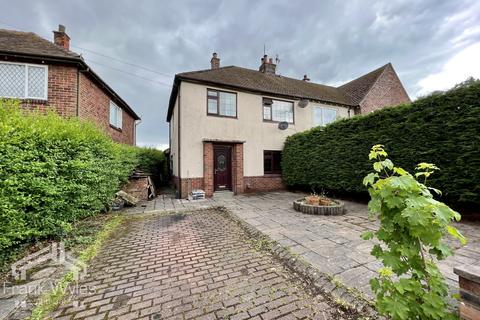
[282,80,480,208]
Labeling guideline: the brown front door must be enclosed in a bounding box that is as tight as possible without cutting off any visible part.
[214,145,232,191]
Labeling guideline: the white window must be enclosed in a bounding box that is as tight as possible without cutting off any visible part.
[263,98,294,123]
[109,101,123,129]
[313,106,337,126]
[0,62,48,100]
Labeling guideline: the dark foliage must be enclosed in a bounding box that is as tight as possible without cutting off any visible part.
[282,80,480,208]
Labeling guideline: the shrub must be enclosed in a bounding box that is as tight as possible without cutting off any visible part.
[0,99,138,264]
[135,147,168,187]
[282,80,480,208]
[362,145,466,320]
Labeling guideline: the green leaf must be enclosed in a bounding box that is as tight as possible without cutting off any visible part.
[361,231,375,240]
[446,226,467,245]
[363,172,379,186]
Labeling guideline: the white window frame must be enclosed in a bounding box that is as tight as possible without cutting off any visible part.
[109,101,123,129]
[313,105,338,126]
[0,61,48,100]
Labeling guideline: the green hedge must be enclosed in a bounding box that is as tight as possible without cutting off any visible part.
[282,80,480,207]
[0,99,138,260]
[136,147,168,187]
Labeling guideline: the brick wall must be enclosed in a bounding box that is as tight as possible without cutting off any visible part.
[203,142,214,197]
[244,175,284,192]
[20,64,78,116]
[5,57,136,145]
[232,144,245,194]
[173,176,204,199]
[360,64,411,114]
[78,73,135,145]
[123,177,149,200]
[455,265,480,320]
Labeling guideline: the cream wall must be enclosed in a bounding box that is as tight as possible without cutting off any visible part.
[170,92,179,176]
[175,81,350,178]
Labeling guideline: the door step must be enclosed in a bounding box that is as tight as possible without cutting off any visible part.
[213,191,234,199]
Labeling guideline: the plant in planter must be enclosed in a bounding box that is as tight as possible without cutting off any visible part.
[294,190,345,215]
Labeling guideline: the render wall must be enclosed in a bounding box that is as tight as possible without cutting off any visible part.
[176,81,350,179]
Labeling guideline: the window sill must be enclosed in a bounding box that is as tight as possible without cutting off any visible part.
[4,98,48,104]
[109,124,123,132]
[207,113,238,119]
[263,173,282,177]
[263,120,294,125]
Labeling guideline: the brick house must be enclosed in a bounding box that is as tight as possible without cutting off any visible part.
[0,25,140,145]
[167,53,410,198]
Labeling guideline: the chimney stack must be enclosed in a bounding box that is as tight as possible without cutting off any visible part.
[210,52,220,69]
[53,24,70,50]
[259,54,276,75]
[303,74,310,81]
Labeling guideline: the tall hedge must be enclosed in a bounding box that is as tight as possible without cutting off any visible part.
[282,80,480,207]
[136,147,168,187]
[0,100,138,258]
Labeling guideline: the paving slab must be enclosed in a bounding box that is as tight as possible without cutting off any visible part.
[125,191,480,302]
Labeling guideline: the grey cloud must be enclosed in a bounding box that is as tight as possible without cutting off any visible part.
[2,0,479,147]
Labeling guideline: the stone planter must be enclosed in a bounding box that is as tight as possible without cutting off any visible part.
[293,198,345,215]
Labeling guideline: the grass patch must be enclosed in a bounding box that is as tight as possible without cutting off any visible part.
[29,215,125,320]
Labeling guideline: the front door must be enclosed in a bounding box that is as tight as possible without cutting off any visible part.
[213,145,232,191]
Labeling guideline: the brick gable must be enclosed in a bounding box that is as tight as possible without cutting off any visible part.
[359,64,411,114]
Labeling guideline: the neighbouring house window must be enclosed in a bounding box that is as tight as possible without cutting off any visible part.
[313,106,337,126]
[207,89,237,117]
[109,101,123,129]
[0,62,48,100]
[264,150,282,174]
[263,98,294,123]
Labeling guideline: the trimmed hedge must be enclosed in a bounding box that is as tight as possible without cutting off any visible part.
[136,147,168,187]
[282,80,480,207]
[0,99,138,261]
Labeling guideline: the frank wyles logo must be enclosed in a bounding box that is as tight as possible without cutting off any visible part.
[11,242,87,281]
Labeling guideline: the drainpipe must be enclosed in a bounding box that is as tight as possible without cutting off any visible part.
[76,69,80,116]
[177,84,182,199]
[134,119,142,146]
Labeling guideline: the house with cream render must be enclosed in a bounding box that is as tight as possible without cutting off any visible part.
[167,53,410,198]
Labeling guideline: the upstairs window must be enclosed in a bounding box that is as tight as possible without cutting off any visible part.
[207,89,237,118]
[263,98,294,123]
[264,150,282,174]
[313,106,337,126]
[0,62,48,100]
[109,101,123,129]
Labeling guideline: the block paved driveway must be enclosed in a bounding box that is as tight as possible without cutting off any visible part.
[53,209,356,319]
[126,191,480,300]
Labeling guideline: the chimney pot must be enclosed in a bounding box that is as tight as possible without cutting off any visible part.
[259,54,276,75]
[210,52,220,69]
[53,24,70,50]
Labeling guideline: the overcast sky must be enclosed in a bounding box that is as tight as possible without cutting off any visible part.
[2,0,479,149]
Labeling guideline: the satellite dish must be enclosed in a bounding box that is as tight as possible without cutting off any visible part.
[298,99,309,108]
[278,121,289,130]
